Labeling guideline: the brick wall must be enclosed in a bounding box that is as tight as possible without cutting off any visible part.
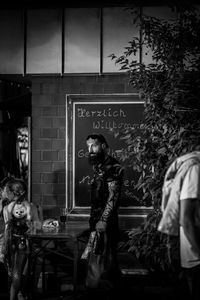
[31,74,135,219]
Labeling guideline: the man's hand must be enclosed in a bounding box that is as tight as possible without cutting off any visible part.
[96,220,107,232]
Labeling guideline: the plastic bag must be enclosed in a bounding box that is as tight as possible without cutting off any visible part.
[85,231,112,289]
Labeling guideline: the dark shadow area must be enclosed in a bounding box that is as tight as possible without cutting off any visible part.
[0,262,9,300]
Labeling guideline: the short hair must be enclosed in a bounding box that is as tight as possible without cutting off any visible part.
[2,177,27,200]
[86,133,109,148]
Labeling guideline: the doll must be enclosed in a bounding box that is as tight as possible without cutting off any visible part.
[3,200,31,253]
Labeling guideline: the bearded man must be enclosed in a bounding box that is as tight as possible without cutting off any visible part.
[83,133,123,294]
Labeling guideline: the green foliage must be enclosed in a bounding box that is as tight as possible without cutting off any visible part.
[112,3,200,272]
[121,209,180,273]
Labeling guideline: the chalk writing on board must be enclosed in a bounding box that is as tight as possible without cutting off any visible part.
[79,175,92,185]
[67,96,145,209]
[78,174,143,205]
[77,107,143,130]
[93,121,137,130]
[77,108,127,118]
[79,175,136,187]
[77,148,130,160]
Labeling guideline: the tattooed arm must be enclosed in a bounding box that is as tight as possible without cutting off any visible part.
[96,180,121,232]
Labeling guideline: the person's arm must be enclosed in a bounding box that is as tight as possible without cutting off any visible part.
[180,198,200,254]
[179,163,200,254]
[3,201,14,224]
[30,203,43,229]
[0,200,2,215]
[95,180,121,232]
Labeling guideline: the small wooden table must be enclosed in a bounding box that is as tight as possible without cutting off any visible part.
[27,221,88,299]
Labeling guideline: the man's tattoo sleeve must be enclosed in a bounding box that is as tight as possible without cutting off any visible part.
[100,180,120,223]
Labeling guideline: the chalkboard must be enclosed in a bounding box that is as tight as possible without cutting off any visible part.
[67,94,147,214]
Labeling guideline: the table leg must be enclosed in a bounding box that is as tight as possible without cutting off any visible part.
[73,238,79,300]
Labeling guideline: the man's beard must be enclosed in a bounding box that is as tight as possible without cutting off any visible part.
[88,151,105,165]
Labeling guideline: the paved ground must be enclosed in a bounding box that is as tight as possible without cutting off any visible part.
[0,275,191,300]
[0,254,191,300]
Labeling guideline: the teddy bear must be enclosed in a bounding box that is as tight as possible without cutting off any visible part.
[3,200,32,251]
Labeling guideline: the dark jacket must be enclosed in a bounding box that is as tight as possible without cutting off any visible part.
[89,155,123,245]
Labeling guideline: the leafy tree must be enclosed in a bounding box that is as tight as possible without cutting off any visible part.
[111,3,200,273]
